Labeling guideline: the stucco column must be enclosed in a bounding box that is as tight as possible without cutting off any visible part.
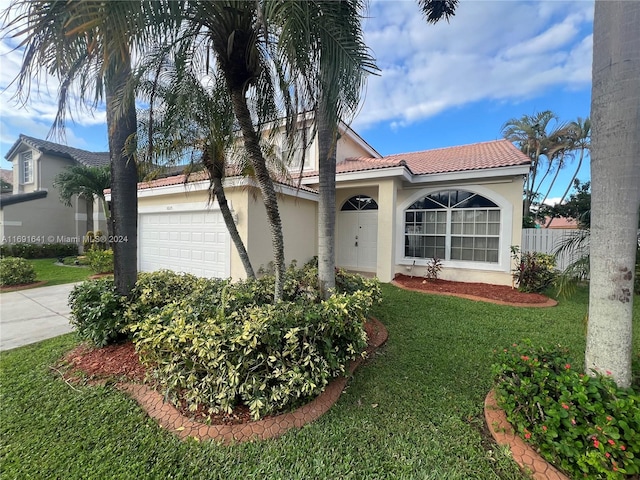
[376,178,398,282]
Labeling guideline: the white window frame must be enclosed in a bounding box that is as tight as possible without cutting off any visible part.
[21,151,34,184]
[396,185,513,272]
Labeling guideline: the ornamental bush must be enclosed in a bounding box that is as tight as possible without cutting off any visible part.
[492,342,640,479]
[68,279,128,347]
[0,242,78,259]
[124,270,211,324]
[511,246,557,293]
[85,248,113,274]
[0,257,36,286]
[130,265,381,420]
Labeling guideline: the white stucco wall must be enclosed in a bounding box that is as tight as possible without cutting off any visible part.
[246,191,318,273]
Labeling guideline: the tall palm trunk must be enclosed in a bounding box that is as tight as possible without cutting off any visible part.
[209,171,255,279]
[230,87,285,300]
[317,101,337,298]
[585,0,640,387]
[105,53,138,296]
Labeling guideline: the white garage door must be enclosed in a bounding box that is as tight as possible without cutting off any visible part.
[139,209,230,278]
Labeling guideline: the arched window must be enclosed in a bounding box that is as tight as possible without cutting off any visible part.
[404,190,500,263]
[341,195,378,211]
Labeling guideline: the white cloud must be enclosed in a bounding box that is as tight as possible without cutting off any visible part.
[354,0,594,130]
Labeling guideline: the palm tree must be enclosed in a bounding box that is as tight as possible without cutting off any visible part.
[268,0,376,297]
[555,118,591,208]
[2,1,179,296]
[53,164,111,236]
[502,111,567,217]
[585,0,640,387]
[166,1,301,301]
[136,64,257,279]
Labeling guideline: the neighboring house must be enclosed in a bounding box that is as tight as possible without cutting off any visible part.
[1,135,110,246]
[0,169,12,193]
[540,216,579,229]
[114,124,530,286]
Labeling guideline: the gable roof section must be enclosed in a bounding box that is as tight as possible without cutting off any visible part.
[302,139,530,178]
[5,134,110,167]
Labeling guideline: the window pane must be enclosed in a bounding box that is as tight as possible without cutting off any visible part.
[487,250,499,263]
[428,191,451,207]
[487,223,500,235]
[476,223,487,235]
[450,190,474,207]
[425,223,435,234]
[473,249,486,262]
[488,210,500,222]
[462,237,473,248]
[451,211,463,222]
[461,249,473,260]
[477,211,487,222]
[451,248,461,260]
[436,223,446,234]
[451,237,461,248]
[436,247,446,259]
[463,223,474,234]
[475,237,487,249]
[487,238,499,249]
[451,223,462,234]
[406,212,414,223]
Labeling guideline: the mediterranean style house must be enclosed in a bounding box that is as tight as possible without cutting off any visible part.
[1,135,110,245]
[117,124,530,286]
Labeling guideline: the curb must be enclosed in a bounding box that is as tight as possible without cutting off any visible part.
[484,389,569,480]
[118,317,388,443]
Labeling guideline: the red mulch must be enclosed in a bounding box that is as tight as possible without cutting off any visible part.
[58,319,382,425]
[393,274,551,304]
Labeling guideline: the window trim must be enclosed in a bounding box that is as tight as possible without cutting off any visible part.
[20,151,34,184]
[395,185,513,272]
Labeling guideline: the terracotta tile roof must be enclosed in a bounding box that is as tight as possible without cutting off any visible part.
[5,134,110,167]
[131,169,318,195]
[541,216,579,229]
[303,139,530,177]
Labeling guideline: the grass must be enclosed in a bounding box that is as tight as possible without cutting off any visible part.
[1,285,639,479]
[30,258,92,287]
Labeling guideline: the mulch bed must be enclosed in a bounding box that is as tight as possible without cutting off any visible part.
[59,319,384,426]
[393,274,552,305]
[0,281,48,292]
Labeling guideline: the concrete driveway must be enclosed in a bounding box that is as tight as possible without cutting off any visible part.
[0,283,79,351]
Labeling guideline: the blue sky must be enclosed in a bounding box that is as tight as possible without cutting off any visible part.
[0,0,594,204]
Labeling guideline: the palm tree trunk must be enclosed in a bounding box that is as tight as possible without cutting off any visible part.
[211,175,255,279]
[317,102,337,298]
[229,87,285,301]
[105,54,138,297]
[585,0,640,387]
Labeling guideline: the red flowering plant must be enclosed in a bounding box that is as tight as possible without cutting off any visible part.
[492,341,640,479]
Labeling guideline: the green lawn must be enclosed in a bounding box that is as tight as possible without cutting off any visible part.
[1,285,639,479]
[30,258,92,287]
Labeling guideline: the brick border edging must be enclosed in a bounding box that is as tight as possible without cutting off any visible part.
[484,389,569,480]
[117,318,388,443]
[391,281,558,308]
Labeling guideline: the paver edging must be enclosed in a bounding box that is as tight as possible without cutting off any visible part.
[485,389,569,480]
[391,281,558,308]
[118,317,388,443]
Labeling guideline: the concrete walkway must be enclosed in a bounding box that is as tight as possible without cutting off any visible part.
[0,283,79,351]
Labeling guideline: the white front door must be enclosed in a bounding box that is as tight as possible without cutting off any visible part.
[337,210,378,271]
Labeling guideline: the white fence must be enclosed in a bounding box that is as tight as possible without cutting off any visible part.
[521,228,588,271]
